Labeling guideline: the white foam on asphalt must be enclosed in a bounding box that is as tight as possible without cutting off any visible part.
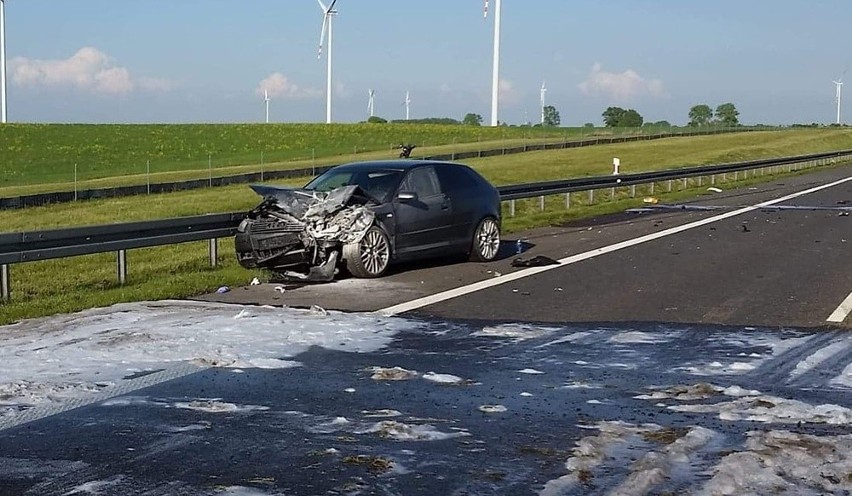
[790,340,848,379]
[695,430,852,495]
[357,421,470,441]
[368,366,418,381]
[832,363,852,388]
[173,400,270,414]
[667,393,852,424]
[541,421,852,496]
[0,300,418,427]
[473,324,557,340]
[677,333,813,376]
[608,331,665,344]
[422,372,465,384]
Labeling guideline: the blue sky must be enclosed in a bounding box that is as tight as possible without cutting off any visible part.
[3,0,849,125]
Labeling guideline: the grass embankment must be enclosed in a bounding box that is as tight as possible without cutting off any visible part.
[0,123,628,194]
[0,123,738,198]
[0,128,850,324]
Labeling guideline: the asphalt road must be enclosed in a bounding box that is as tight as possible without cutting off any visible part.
[3,318,852,495]
[200,163,852,329]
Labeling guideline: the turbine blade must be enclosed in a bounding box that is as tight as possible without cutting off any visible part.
[483,0,489,18]
[317,0,328,12]
[318,14,329,59]
[328,0,338,12]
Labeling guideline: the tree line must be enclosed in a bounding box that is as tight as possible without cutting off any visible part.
[363,102,740,128]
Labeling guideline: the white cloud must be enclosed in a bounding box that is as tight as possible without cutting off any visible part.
[335,82,352,99]
[578,63,665,101]
[9,47,163,96]
[498,79,521,104]
[256,73,321,99]
[138,77,175,92]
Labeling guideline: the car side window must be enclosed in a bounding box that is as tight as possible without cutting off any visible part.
[435,164,479,193]
[400,167,441,198]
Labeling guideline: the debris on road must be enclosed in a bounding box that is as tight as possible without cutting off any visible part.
[369,366,418,381]
[216,286,230,294]
[707,187,723,193]
[250,277,261,286]
[511,255,560,267]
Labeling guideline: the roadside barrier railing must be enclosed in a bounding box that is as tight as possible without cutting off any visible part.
[0,127,760,210]
[1,149,849,301]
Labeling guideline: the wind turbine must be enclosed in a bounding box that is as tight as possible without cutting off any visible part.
[263,89,270,124]
[1,0,7,123]
[367,89,375,117]
[316,0,338,124]
[403,91,411,120]
[540,81,547,125]
[834,79,844,125]
[483,0,502,126]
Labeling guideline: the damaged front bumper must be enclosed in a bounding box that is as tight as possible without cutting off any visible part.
[235,185,375,281]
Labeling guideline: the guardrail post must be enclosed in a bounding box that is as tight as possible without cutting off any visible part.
[209,238,219,267]
[510,200,516,217]
[650,182,655,195]
[711,175,716,185]
[1,264,9,301]
[630,185,635,198]
[588,190,594,204]
[668,180,672,192]
[117,250,127,285]
[539,196,545,211]
[565,193,570,209]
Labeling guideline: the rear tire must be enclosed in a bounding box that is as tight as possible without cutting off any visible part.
[343,226,391,278]
[469,217,500,262]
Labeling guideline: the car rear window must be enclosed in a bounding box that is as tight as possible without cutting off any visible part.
[435,164,481,193]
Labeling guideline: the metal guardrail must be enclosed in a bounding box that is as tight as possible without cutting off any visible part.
[0,213,246,300]
[496,150,852,200]
[1,149,849,301]
[0,127,759,210]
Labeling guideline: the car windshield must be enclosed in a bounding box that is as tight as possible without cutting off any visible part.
[305,168,405,202]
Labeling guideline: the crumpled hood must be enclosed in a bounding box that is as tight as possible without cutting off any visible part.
[249,184,359,220]
[249,184,375,243]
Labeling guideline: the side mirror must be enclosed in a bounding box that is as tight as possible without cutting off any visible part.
[397,191,418,202]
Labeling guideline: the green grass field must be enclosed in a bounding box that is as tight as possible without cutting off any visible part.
[0,123,739,197]
[0,123,608,188]
[0,128,850,324]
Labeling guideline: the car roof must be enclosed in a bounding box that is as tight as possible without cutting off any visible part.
[331,160,469,172]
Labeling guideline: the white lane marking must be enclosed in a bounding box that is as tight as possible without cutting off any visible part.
[827,291,852,323]
[379,175,852,316]
[0,362,207,432]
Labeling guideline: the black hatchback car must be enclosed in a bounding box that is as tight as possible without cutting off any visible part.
[235,160,501,281]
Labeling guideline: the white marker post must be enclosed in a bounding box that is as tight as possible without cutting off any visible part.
[613,157,621,175]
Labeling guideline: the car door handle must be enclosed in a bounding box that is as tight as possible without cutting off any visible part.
[441,198,450,210]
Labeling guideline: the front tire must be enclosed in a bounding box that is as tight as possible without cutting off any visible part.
[343,226,391,278]
[469,217,500,262]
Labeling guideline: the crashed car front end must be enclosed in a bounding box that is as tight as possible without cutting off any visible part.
[235,185,375,281]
